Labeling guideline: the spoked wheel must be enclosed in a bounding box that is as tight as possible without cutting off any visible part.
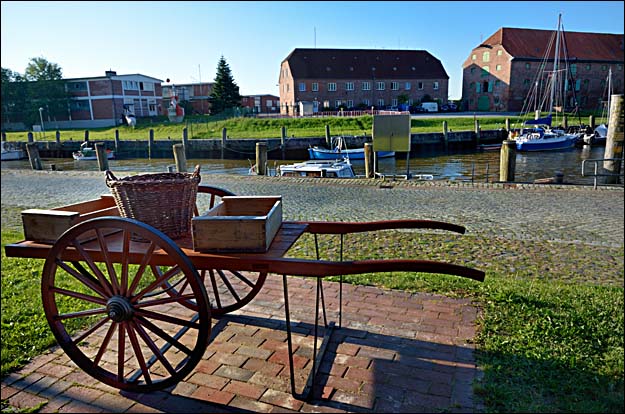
[41,217,211,392]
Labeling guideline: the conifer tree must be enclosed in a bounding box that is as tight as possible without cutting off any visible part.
[209,56,241,114]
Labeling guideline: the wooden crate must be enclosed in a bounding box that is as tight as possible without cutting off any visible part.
[21,195,119,243]
[192,196,282,252]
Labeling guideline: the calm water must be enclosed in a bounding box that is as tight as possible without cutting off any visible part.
[1,145,611,186]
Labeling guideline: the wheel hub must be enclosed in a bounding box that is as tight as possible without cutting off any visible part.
[106,295,134,322]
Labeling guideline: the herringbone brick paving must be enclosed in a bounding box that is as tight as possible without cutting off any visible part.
[2,277,482,413]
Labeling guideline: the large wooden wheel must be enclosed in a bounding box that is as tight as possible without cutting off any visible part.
[188,184,268,316]
[41,217,211,392]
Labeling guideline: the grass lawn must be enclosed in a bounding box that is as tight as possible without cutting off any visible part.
[1,226,623,412]
[3,113,605,142]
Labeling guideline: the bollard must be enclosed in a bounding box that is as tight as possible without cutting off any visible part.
[173,144,187,172]
[325,125,331,147]
[26,143,43,170]
[114,129,120,153]
[1,132,6,142]
[505,118,510,132]
[148,129,154,159]
[27,132,34,143]
[554,171,564,184]
[443,121,449,152]
[474,119,481,145]
[280,126,286,160]
[589,115,595,129]
[95,143,109,172]
[364,143,374,178]
[221,127,227,159]
[84,130,89,142]
[255,142,267,175]
[55,130,61,144]
[603,94,624,184]
[499,140,516,182]
[563,115,568,130]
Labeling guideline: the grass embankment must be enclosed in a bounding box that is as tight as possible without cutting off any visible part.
[2,115,517,141]
[1,226,623,412]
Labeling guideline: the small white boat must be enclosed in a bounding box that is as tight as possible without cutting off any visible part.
[1,141,26,161]
[73,142,115,161]
[278,158,355,178]
[308,136,395,160]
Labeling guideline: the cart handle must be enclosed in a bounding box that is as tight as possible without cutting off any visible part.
[291,219,466,235]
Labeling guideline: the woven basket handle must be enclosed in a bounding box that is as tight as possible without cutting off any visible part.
[105,170,118,186]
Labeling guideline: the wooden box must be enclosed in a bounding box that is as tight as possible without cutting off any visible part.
[21,195,119,243]
[192,196,282,252]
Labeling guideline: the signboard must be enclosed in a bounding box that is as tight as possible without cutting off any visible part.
[372,114,411,152]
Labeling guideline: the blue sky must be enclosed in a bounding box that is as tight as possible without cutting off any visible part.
[2,1,623,100]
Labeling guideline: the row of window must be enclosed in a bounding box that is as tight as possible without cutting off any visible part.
[285,98,415,110]
[471,63,622,78]
[470,77,620,93]
[296,81,439,92]
[122,80,155,92]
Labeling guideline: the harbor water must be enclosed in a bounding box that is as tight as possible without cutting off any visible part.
[0,145,611,186]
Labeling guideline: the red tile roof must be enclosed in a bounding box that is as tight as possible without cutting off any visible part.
[482,28,624,61]
[283,48,448,80]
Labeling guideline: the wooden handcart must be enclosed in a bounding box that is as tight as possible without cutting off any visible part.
[4,184,485,400]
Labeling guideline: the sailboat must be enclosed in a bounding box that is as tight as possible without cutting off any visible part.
[583,68,612,145]
[513,14,581,152]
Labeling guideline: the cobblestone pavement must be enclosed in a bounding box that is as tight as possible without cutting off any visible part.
[1,170,623,413]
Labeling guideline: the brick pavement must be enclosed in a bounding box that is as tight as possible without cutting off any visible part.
[1,277,482,413]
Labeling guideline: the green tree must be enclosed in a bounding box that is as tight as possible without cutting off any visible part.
[209,56,241,115]
[22,57,69,128]
[1,68,27,125]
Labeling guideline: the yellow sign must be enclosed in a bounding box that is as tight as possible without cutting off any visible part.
[372,114,411,152]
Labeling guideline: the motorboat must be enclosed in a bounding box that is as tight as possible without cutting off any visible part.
[308,136,395,160]
[73,142,115,161]
[278,158,355,178]
[1,141,26,161]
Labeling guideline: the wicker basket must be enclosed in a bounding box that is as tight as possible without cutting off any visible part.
[105,166,201,241]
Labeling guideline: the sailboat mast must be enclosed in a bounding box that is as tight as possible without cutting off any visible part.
[549,13,562,116]
[607,67,612,119]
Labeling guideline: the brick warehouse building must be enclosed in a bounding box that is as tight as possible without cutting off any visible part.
[462,27,624,112]
[279,48,449,115]
[162,82,213,115]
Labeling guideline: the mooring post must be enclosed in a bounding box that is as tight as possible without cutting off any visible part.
[84,130,89,143]
[95,142,109,172]
[589,115,595,129]
[26,143,43,170]
[499,139,516,182]
[27,132,34,143]
[256,141,267,175]
[474,119,481,146]
[173,144,187,172]
[55,130,61,144]
[1,132,6,142]
[443,120,449,152]
[281,126,287,160]
[221,127,227,159]
[148,129,154,159]
[364,142,374,178]
[563,115,568,130]
[603,94,624,184]
[505,118,510,133]
[114,129,120,153]
[325,125,331,147]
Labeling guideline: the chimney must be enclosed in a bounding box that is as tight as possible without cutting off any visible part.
[105,70,117,77]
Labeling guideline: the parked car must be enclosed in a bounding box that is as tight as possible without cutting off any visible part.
[441,103,458,112]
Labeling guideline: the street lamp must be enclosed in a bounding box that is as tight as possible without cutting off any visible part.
[38,107,45,138]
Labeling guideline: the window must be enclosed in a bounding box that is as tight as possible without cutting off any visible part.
[470,67,475,74]
[417,82,424,90]
[347,100,353,108]
[476,82,481,93]
[525,63,531,70]
[391,98,398,106]
[601,65,608,71]
[323,100,330,108]
[70,100,90,111]
[495,80,501,88]
[575,79,581,91]
[481,66,489,77]
[497,50,503,56]
[570,64,577,75]
[618,64,623,71]
[496,64,502,71]
[68,81,87,91]
[585,64,591,71]
[487,81,493,92]
[362,81,371,91]
[377,99,385,107]
[313,101,319,110]
[471,54,476,60]
[405,82,411,90]
[335,100,342,108]
[494,96,500,104]
[363,99,370,106]
[524,79,530,86]
[345,82,354,91]
[391,81,399,90]
[299,82,306,92]
[408,98,413,105]
[312,82,318,92]
[433,81,439,90]
[483,51,490,62]
[266,100,273,107]
[328,82,337,91]
[376,81,385,90]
